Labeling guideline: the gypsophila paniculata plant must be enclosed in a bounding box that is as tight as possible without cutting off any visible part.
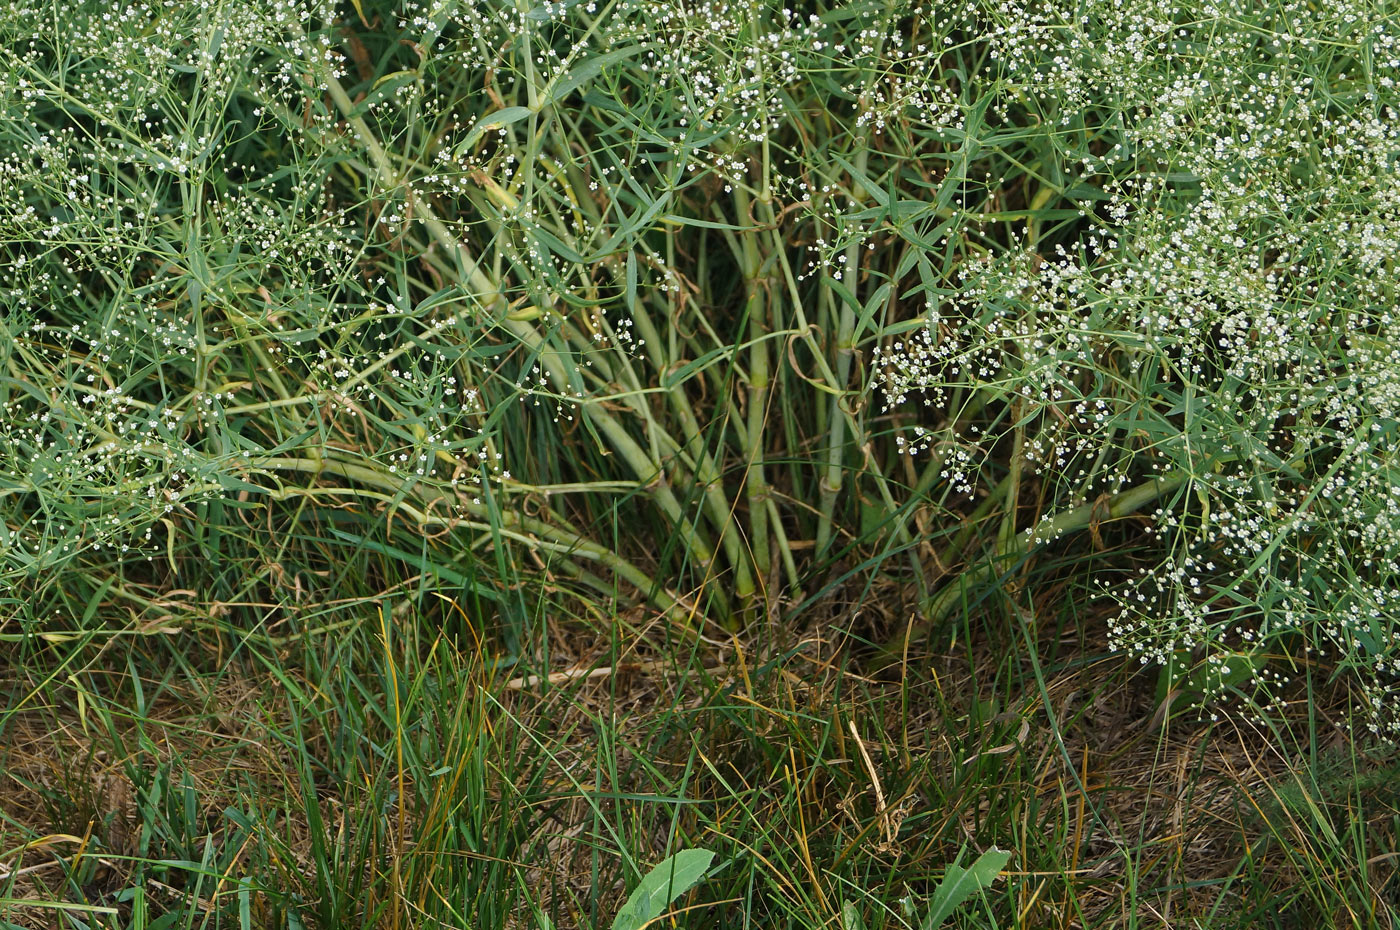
[4,0,1400,734]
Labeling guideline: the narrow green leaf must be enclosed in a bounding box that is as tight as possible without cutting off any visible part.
[522,0,588,20]
[532,226,587,264]
[349,71,418,119]
[456,106,534,154]
[831,153,888,207]
[545,44,654,106]
[660,345,732,390]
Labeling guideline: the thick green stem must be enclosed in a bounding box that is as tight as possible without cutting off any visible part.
[733,186,773,599]
[766,494,801,594]
[814,0,901,559]
[621,279,755,603]
[816,142,870,556]
[997,401,1026,562]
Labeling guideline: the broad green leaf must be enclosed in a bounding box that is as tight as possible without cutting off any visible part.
[923,848,1011,929]
[610,848,715,930]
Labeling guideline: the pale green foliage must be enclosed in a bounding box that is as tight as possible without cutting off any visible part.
[915,0,1400,735]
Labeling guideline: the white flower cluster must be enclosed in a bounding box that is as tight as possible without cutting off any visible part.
[875,0,1400,736]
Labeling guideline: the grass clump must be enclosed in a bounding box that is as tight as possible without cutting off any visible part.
[3,0,1400,927]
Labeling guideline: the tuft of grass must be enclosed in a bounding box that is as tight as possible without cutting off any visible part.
[7,593,1394,928]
